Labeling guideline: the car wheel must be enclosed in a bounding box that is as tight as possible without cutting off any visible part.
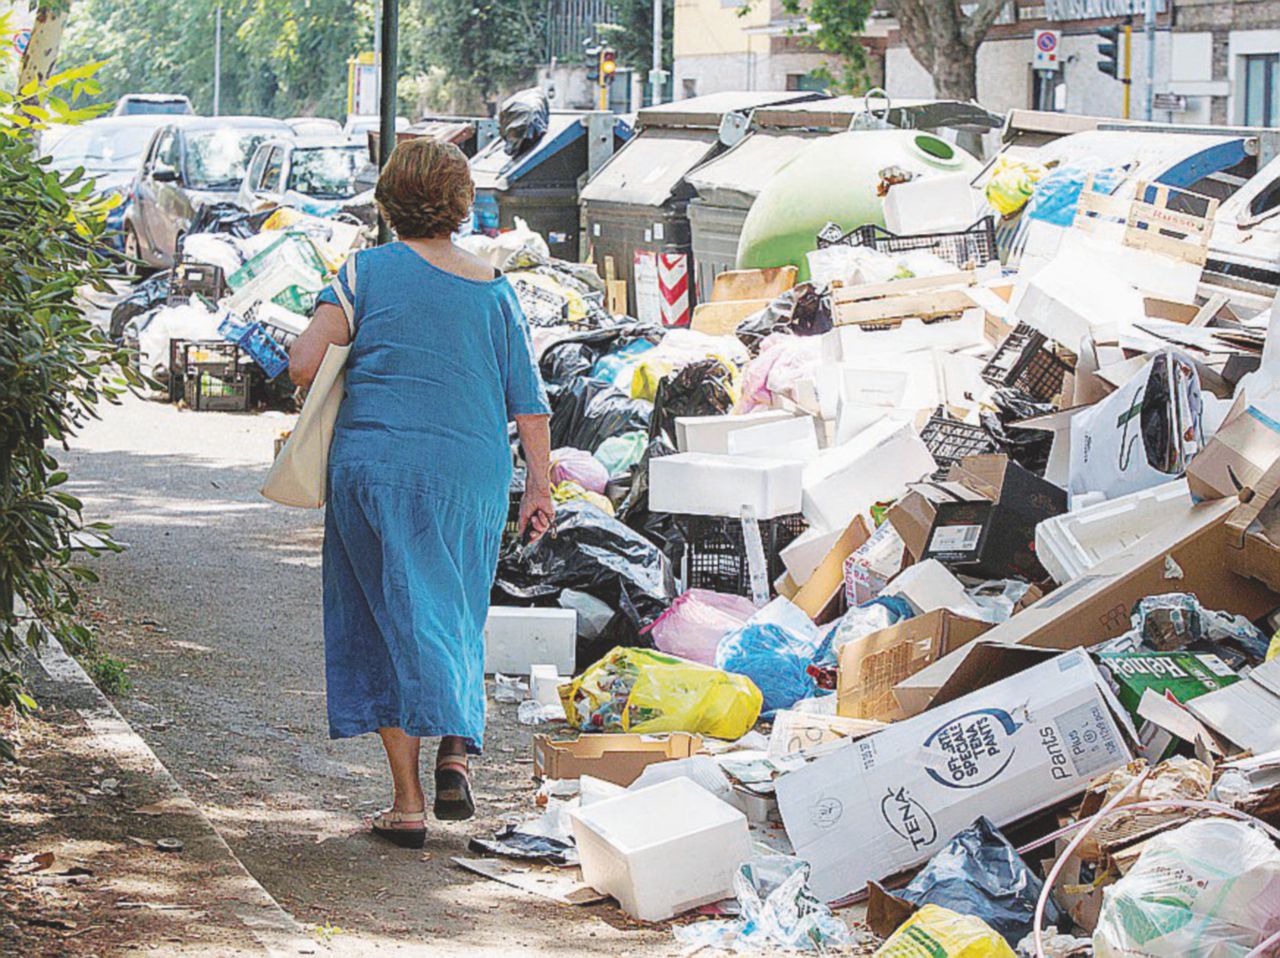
[123,224,148,279]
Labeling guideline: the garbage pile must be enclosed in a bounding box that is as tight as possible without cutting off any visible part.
[112,206,368,411]
[469,153,1280,955]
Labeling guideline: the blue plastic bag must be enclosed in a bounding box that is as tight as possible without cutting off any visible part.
[592,338,656,386]
[715,622,821,716]
[1025,163,1124,227]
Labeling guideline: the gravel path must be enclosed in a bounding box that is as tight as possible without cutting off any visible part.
[60,393,683,957]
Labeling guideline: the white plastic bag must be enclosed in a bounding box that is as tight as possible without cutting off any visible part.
[1093,818,1280,958]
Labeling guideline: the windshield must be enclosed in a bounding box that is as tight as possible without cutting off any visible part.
[47,125,151,172]
[286,146,367,199]
[184,129,274,190]
[121,99,188,115]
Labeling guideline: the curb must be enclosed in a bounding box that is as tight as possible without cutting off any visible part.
[35,636,317,958]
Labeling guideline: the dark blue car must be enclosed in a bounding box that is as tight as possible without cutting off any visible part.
[44,114,173,251]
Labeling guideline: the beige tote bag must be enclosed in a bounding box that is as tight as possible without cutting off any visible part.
[260,256,357,508]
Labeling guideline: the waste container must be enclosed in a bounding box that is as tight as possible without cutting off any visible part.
[686,96,1003,301]
[580,91,821,326]
[471,112,632,262]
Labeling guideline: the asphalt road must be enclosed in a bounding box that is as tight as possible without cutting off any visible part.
[60,392,681,957]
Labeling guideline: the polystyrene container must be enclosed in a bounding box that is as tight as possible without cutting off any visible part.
[569,777,751,921]
[649,453,804,519]
[1034,478,1191,584]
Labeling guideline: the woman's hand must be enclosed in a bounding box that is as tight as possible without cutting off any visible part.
[518,483,555,543]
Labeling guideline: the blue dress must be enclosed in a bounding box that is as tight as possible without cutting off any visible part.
[317,242,550,752]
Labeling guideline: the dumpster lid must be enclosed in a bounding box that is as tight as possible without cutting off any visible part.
[685,131,817,208]
[471,112,631,192]
[637,91,823,130]
[752,96,1002,134]
[580,127,720,207]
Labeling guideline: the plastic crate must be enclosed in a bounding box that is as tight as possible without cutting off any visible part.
[168,261,226,305]
[676,513,807,598]
[184,370,251,412]
[920,415,998,476]
[816,215,998,270]
[980,323,1073,402]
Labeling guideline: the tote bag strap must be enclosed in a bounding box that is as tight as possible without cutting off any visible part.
[328,255,358,338]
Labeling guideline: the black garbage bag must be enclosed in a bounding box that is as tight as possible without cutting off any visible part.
[892,817,1062,947]
[498,87,550,157]
[110,270,171,340]
[981,387,1056,476]
[649,358,736,445]
[735,282,832,354]
[549,377,652,454]
[539,322,664,389]
[616,434,685,568]
[493,500,676,655]
[185,202,267,239]
[468,827,575,866]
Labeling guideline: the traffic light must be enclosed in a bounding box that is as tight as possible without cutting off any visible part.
[585,45,601,83]
[599,48,618,87]
[1097,25,1120,78]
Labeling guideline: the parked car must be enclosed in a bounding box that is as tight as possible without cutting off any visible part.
[43,114,172,251]
[125,115,293,272]
[342,113,408,142]
[236,137,373,215]
[113,93,194,117]
[285,116,343,138]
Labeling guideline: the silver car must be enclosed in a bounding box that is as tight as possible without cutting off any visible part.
[237,137,373,215]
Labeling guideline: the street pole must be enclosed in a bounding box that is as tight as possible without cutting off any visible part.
[212,6,222,117]
[1143,0,1155,120]
[650,0,662,106]
[377,0,399,245]
[1122,24,1131,119]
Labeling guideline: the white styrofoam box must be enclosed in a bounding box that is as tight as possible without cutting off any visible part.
[1010,241,1147,348]
[569,777,751,921]
[1035,478,1192,584]
[530,664,562,706]
[840,351,941,412]
[675,411,794,454]
[884,558,988,619]
[781,525,844,586]
[726,415,819,461]
[883,173,978,236]
[937,350,991,409]
[801,419,937,529]
[649,453,804,519]
[819,311,987,364]
[834,403,916,446]
[484,608,576,675]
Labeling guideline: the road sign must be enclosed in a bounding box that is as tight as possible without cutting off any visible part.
[12,27,29,54]
[1033,29,1061,71]
[1152,92,1187,113]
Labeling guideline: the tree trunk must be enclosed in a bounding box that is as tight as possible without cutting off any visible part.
[18,2,69,91]
[929,43,978,102]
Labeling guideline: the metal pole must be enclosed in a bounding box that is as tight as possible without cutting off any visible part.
[372,4,381,116]
[377,0,398,245]
[650,0,662,106]
[212,6,222,117]
[1143,0,1155,120]
[1122,24,1131,119]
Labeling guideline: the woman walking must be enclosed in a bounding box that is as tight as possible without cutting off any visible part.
[289,138,553,847]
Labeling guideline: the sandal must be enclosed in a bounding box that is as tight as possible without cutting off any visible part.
[433,758,475,822]
[370,807,426,849]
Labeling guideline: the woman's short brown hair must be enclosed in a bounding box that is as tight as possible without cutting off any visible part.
[374,138,475,239]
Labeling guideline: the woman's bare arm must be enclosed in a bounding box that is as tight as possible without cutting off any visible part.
[516,414,553,541]
[289,302,350,390]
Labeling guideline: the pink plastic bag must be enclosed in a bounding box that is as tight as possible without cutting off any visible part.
[550,447,610,495]
[648,589,758,665]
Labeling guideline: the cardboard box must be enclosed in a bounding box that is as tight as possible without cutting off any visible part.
[1186,400,1280,500]
[781,526,844,587]
[532,733,704,787]
[886,481,985,561]
[844,522,907,606]
[836,609,991,721]
[777,649,1134,903]
[921,455,1067,580]
[1096,651,1240,717]
[1187,658,1280,755]
[792,516,871,620]
[894,496,1279,716]
[1224,458,1280,593]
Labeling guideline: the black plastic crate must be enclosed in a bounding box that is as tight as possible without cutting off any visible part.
[980,323,1072,402]
[676,513,808,598]
[184,370,252,412]
[920,415,998,477]
[168,261,226,304]
[816,215,998,271]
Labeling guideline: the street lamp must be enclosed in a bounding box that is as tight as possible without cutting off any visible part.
[377,0,399,244]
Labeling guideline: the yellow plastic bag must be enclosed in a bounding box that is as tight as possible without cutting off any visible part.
[874,905,1016,958]
[552,480,615,517]
[985,156,1046,217]
[506,269,589,325]
[1267,629,1279,662]
[560,647,762,740]
[630,354,741,403]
